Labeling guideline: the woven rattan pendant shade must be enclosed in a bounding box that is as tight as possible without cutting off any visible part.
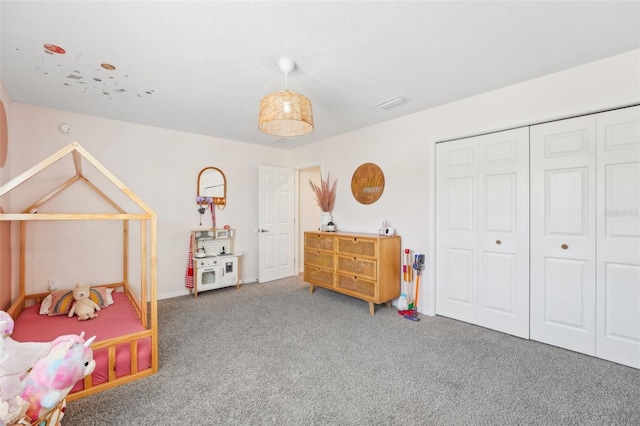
[258,89,314,136]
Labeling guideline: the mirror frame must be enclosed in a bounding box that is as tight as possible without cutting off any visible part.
[197,167,227,209]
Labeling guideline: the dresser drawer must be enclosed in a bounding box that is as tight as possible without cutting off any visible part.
[305,233,335,251]
[336,273,375,298]
[336,255,376,280]
[336,236,376,258]
[305,249,335,269]
[304,265,335,288]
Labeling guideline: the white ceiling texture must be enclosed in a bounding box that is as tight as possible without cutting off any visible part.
[1,1,639,149]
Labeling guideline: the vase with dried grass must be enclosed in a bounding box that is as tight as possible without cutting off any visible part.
[309,173,337,231]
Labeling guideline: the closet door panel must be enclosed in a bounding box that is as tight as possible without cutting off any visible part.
[482,252,516,311]
[481,173,517,316]
[436,141,478,323]
[543,257,589,328]
[596,106,640,368]
[530,116,596,355]
[546,168,589,235]
[477,128,530,338]
[447,177,474,232]
[437,127,529,338]
[446,248,475,305]
[605,163,640,237]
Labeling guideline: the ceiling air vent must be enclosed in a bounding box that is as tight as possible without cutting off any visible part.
[376,96,407,110]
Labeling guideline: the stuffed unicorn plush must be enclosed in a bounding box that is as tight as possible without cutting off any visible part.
[0,311,51,425]
[19,332,96,422]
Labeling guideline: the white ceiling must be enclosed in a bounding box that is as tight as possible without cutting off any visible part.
[1,1,639,149]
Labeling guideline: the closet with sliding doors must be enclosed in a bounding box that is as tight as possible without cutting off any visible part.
[435,105,640,369]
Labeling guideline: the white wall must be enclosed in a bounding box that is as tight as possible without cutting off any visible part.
[291,49,640,316]
[298,166,321,272]
[5,105,292,299]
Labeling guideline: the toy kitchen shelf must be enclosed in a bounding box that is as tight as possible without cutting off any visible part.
[191,229,241,297]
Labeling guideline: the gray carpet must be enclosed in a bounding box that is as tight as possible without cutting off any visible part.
[64,275,640,425]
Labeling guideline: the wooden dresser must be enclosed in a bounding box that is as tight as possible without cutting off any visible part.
[304,231,401,315]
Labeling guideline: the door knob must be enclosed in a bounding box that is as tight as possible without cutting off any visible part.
[259,228,269,233]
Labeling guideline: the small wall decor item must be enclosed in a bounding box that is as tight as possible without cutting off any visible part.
[196,196,212,226]
[351,162,385,204]
[309,173,337,231]
[197,167,227,210]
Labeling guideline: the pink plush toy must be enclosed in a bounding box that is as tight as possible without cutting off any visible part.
[0,311,51,425]
[20,332,96,422]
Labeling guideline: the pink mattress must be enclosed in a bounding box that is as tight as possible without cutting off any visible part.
[11,292,152,392]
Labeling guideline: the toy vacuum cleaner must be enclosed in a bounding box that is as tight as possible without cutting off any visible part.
[399,252,425,321]
[399,249,411,311]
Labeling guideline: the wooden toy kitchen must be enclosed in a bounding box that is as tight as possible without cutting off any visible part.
[191,228,241,297]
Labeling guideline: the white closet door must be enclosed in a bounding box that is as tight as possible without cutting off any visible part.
[436,138,478,324]
[436,128,529,337]
[477,128,530,338]
[596,106,640,368]
[530,116,597,355]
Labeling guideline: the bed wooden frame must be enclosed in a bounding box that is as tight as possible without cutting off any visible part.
[0,142,158,401]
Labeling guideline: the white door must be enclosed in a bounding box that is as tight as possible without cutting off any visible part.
[258,165,295,283]
[436,128,530,338]
[595,106,640,368]
[530,115,597,355]
[436,138,478,324]
[477,128,530,338]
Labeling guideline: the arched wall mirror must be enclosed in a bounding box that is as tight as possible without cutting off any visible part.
[197,167,227,209]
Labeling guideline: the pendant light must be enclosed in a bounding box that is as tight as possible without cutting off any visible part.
[258,58,314,137]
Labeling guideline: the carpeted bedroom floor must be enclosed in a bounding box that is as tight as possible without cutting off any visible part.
[64,274,640,425]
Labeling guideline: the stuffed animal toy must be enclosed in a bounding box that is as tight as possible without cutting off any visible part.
[20,332,96,422]
[0,311,51,426]
[68,284,100,321]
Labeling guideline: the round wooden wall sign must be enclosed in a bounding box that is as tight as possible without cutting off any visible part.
[351,162,385,204]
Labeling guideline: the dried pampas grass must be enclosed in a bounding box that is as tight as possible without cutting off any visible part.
[309,173,337,213]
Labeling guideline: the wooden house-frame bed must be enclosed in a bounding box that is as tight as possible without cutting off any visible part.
[0,142,158,400]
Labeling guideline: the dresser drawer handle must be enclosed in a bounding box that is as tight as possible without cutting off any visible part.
[496,240,501,245]
[561,244,568,250]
